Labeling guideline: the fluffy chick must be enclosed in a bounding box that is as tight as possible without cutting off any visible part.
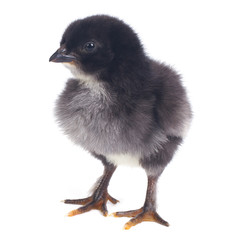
[49,15,192,230]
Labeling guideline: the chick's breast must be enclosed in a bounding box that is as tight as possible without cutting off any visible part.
[55,79,168,158]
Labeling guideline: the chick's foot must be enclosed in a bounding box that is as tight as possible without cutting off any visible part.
[112,208,169,230]
[63,193,119,217]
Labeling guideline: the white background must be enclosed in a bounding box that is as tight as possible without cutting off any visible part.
[0,0,240,239]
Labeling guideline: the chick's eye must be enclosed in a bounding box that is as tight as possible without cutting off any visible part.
[84,42,95,52]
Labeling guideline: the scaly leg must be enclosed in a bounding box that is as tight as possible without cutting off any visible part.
[112,175,169,230]
[64,161,118,217]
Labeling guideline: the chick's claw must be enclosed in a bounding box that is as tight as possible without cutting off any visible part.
[112,208,143,218]
[64,197,92,205]
[63,193,119,217]
[68,209,81,217]
[112,208,169,230]
[107,194,119,204]
[66,200,107,217]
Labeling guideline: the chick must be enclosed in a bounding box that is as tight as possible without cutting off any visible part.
[49,15,192,230]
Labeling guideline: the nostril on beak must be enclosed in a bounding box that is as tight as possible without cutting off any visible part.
[49,48,76,63]
[60,48,67,54]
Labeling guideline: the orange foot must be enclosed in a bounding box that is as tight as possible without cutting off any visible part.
[112,208,169,230]
[64,193,119,217]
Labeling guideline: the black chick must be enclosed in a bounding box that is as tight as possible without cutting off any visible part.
[49,15,192,230]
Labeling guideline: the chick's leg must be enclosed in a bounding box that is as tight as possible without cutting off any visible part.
[112,175,169,230]
[64,161,118,217]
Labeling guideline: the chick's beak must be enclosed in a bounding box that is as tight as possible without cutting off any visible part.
[49,48,76,63]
